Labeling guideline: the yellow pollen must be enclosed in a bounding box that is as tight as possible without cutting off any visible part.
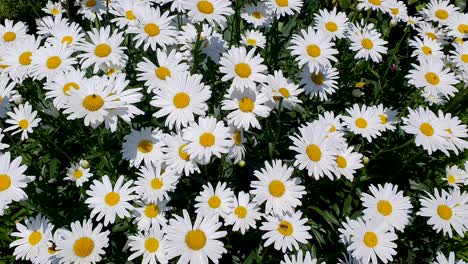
[275,0,289,7]
[46,56,62,69]
[199,132,215,147]
[155,66,171,80]
[363,232,378,247]
[377,200,393,216]
[325,21,338,32]
[28,231,42,245]
[311,72,324,85]
[185,229,207,250]
[51,8,60,15]
[150,178,163,190]
[82,94,104,111]
[458,24,468,34]
[234,206,247,218]
[268,180,285,197]
[104,192,120,206]
[235,63,252,78]
[138,140,153,153]
[63,82,79,96]
[247,38,257,46]
[85,0,96,7]
[336,155,347,168]
[425,32,437,40]
[447,175,456,184]
[368,0,381,5]
[445,128,453,134]
[144,204,159,218]
[238,97,255,112]
[425,72,440,85]
[252,11,263,19]
[379,114,388,124]
[73,237,94,258]
[233,131,242,145]
[422,46,432,55]
[435,9,449,20]
[3,32,16,42]
[178,144,190,161]
[125,10,136,20]
[61,36,73,45]
[306,144,322,161]
[361,38,374,50]
[278,88,290,98]
[390,8,399,15]
[18,119,29,130]
[277,220,293,236]
[461,54,468,63]
[355,118,368,129]
[94,44,112,58]
[144,238,160,253]
[19,52,32,65]
[437,204,452,220]
[197,0,214,14]
[73,169,83,179]
[173,92,190,109]
[208,195,221,208]
[330,125,337,132]
[144,23,160,37]
[306,44,321,57]
[419,122,434,136]
[0,174,11,191]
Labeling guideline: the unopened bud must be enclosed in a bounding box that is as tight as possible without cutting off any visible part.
[363,156,370,165]
[80,159,90,169]
[238,160,246,167]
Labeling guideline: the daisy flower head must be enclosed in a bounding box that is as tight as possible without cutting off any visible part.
[183,0,234,28]
[127,7,178,51]
[165,209,227,264]
[416,22,447,42]
[422,0,459,25]
[195,182,235,219]
[77,0,107,22]
[77,26,127,74]
[409,36,444,61]
[289,121,337,179]
[127,227,168,264]
[241,2,272,28]
[250,160,306,215]
[121,127,166,168]
[260,210,312,252]
[10,214,54,262]
[4,102,41,141]
[163,132,200,176]
[47,20,86,50]
[136,49,189,93]
[384,0,408,22]
[42,1,64,16]
[44,68,87,110]
[345,217,398,264]
[221,89,271,131]
[1,35,41,82]
[262,70,303,110]
[406,15,423,29]
[289,27,338,73]
[226,126,246,164]
[436,110,468,155]
[56,219,110,264]
[64,161,93,187]
[299,65,339,100]
[182,116,231,164]
[219,46,268,93]
[134,163,179,203]
[342,104,382,142]
[373,104,399,132]
[264,0,303,18]
[151,72,211,130]
[85,175,138,226]
[314,7,349,40]
[317,111,345,134]
[333,146,364,181]
[241,29,266,49]
[35,14,70,36]
[401,107,450,155]
[133,199,171,231]
[109,0,148,29]
[348,22,388,63]
[357,0,387,12]
[433,251,467,264]
[30,42,76,81]
[224,191,262,234]
[281,251,323,264]
[361,183,413,231]
[446,12,468,40]
[0,19,28,46]
[450,42,468,70]
[407,57,459,99]
[417,188,468,237]
[443,165,468,188]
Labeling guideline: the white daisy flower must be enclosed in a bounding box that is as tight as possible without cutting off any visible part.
[46,20,85,50]
[250,160,306,215]
[422,0,459,25]
[195,182,235,219]
[317,111,345,134]
[163,132,200,176]
[44,68,87,110]
[1,35,41,82]
[226,126,246,164]
[261,70,303,110]
[342,104,382,142]
[416,22,447,42]
[348,22,388,63]
[357,0,387,12]
[77,0,107,22]
[127,227,168,264]
[450,42,468,70]
[313,7,349,40]
[374,104,398,132]
[299,65,339,100]
[446,12,468,40]
[384,0,408,22]
[409,36,444,61]
[0,19,28,46]
[433,251,467,264]
[4,102,41,141]
[64,162,93,187]
[30,42,76,81]
[241,3,272,28]
[42,1,64,16]
[241,29,266,49]
[133,199,171,231]
[437,110,468,155]
[224,191,262,234]
[121,127,166,168]
[333,146,364,181]
[109,0,147,29]
[443,165,468,188]
[264,0,303,18]
[135,163,179,203]
[85,175,138,226]
[183,0,234,28]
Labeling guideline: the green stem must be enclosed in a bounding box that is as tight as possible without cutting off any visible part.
[191,23,203,74]
[373,138,414,158]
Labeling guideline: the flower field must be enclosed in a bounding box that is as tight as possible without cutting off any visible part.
[0,0,467,263]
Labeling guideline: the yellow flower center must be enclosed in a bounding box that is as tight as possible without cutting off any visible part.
[46,56,62,69]
[51,8,60,15]
[379,115,387,124]
[94,44,112,58]
[425,72,440,85]
[306,44,321,58]
[419,122,434,136]
[151,178,164,190]
[82,94,104,111]
[330,125,337,132]
[104,192,120,206]
[447,175,456,184]
[458,24,468,34]
[368,0,381,5]
[425,32,437,40]
[238,97,255,112]
[85,0,96,7]
[422,46,432,55]
[268,180,285,197]
[19,52,32,66]
[435,9,449,20]
[275,0,289,7]
[185,229,207,250]
[28,231,42,245]
[377,200,393,216]
[178,144,190,161]
[306,144,322,161]
[61,36,73,45]
[361,38,374,50]
[125,10,136,20]
[63,82,79,96]
[144,23,160,37]
[277,220,293,236]
[247,38,257,46]
[355,118,368,129]
[252,11,263,19]
[144,237,159,253]
[461,54,468,63]
[138,140,153,153]
[325,21,338,32]
[235,63,252,78]
[73,237,94,258]
[155,66,171,80]
[208,195,221,208]
[144,203,159,218]
[3,32,16,42]
[19,119,29,130]
[437,204,453,220]
[336,155,347,168]
[199,132,215,147]
[311,72,324,85]
[197,0,214,14]
[173,92,190,109]
[363,231,378,248]
[234,206,247,218]
[233,131,242,145]
[390,7,399,15]
[278,88,290,98]
[73,169,83,179]
[0,174,11,191]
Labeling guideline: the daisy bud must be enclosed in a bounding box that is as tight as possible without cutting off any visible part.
[363,156,370,165]
[390,19,398,27]
[239,160,246,167]
[13,95,24,105]
[80,159,90,169]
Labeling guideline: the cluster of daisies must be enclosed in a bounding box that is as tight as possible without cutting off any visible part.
[0,0,467,263]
